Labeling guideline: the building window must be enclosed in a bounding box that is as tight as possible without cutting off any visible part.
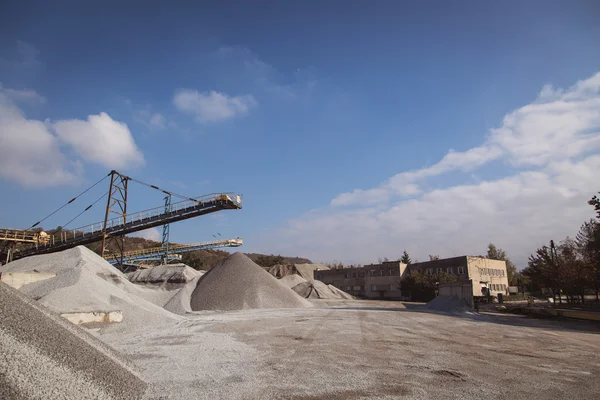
[436,268,443,273]
[389,284,395,291]
[371,285,377,291]
[447,267,453,274]
[457,267,465,274]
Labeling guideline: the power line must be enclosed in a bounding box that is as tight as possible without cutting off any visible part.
[29,173,110,229]
[62,191,109,229]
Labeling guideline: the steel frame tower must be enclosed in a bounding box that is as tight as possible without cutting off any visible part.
[101,170,129,267]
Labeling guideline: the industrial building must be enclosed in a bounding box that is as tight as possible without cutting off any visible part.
[315,260,407,300]
[315,256,509,300]
[408,256,509,297]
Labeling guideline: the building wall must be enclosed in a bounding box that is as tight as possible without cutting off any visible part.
[438,280,474,309]
[315,261,406,299]
[466,257,509,297]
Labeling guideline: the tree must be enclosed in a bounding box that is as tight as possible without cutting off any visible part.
[576,219,600,301]
[486,243,518,285]
[400,251,411,264]
[383,257,389,262]
[429,255,440,261]
[400,270,456,302]
[254,254,285,269]
[523,238,594,304]
[588,193,600,219]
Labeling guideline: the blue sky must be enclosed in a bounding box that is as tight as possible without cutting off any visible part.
[1,1,600,266]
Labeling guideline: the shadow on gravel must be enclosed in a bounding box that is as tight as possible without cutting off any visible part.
[326,302,600,334]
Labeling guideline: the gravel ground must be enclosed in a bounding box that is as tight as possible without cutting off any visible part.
[0,282,147,399]
[100,299,600,399]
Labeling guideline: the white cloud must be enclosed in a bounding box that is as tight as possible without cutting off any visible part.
[0,87,145,187]
[149,113,166,128]
[266,71,600,267]
[216,46,318,101]
[133,106,167,130]
[130,227,161,242]
[1,87,46,104]
[333,72,600,207]
[0,89,79,186]
[53,112,145,169]
[173,90,256,123]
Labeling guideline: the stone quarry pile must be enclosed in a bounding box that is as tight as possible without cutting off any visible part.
[293,263,329,281]
[278,273,307,288]
[190,252,312,311]
[0,246,180,329]
[277,269,354,300]
[126,264,202,285]
[0,282,147,399]
[427,295,471,313]
[291,280,352,300]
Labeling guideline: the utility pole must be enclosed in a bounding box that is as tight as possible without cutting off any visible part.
[550,240,561,304]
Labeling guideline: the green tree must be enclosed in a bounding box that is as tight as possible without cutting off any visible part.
[486,243,518,285]
[181,252,205,271]
[254,254,285,269]
[429,255,440,261]
[400,250,411,264]
[576,219,600,301]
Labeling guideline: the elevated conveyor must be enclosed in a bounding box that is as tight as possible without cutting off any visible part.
[104,238,243,265]
[13,194,242,260]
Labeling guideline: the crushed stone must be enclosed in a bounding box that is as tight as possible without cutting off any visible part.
[190,252,312,311]
[278,274,307,288]
[292,279,351,299]
[293,263,329,281]
[427,295,471,313]
[0,282,147,399]
[0,246,180,331]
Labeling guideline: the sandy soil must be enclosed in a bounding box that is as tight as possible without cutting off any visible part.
[100,299,600,400]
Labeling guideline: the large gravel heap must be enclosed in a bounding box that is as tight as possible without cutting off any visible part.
[0,246,180,329]
[126,264,202,285]
[190,252,312,311]
[0,282,147,399]
[427,295,471,312]
[293,263,329,281]
[291,280,354,299]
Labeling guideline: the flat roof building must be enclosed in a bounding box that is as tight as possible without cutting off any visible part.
[315,256,509,300]
[407,256,509,297]
[314,261,407,300]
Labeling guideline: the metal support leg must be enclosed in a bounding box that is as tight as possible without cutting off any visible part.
[161,194,172,264]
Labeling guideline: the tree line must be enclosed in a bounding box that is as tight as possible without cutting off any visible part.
[521,195,600,303]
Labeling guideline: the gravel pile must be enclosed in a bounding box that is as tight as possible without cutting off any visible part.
[126,264,201,284]
[190,252,312,311]
[278,274,307,288]
[327,284,355,300]
[291,280,352,299]
[427,295,471,312]
[293,263,329,281]
[266,264,294,278]
[0,282,147,399]
[0,246,180,330]
[163,275,202,314]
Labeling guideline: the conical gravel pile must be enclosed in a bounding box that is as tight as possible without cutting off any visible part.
[0,282,147,399]
[190,252,312,311]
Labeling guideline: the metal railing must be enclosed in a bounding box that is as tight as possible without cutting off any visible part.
[43,193,242,247]
[0,229,49,245]
[104,238,243,262]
